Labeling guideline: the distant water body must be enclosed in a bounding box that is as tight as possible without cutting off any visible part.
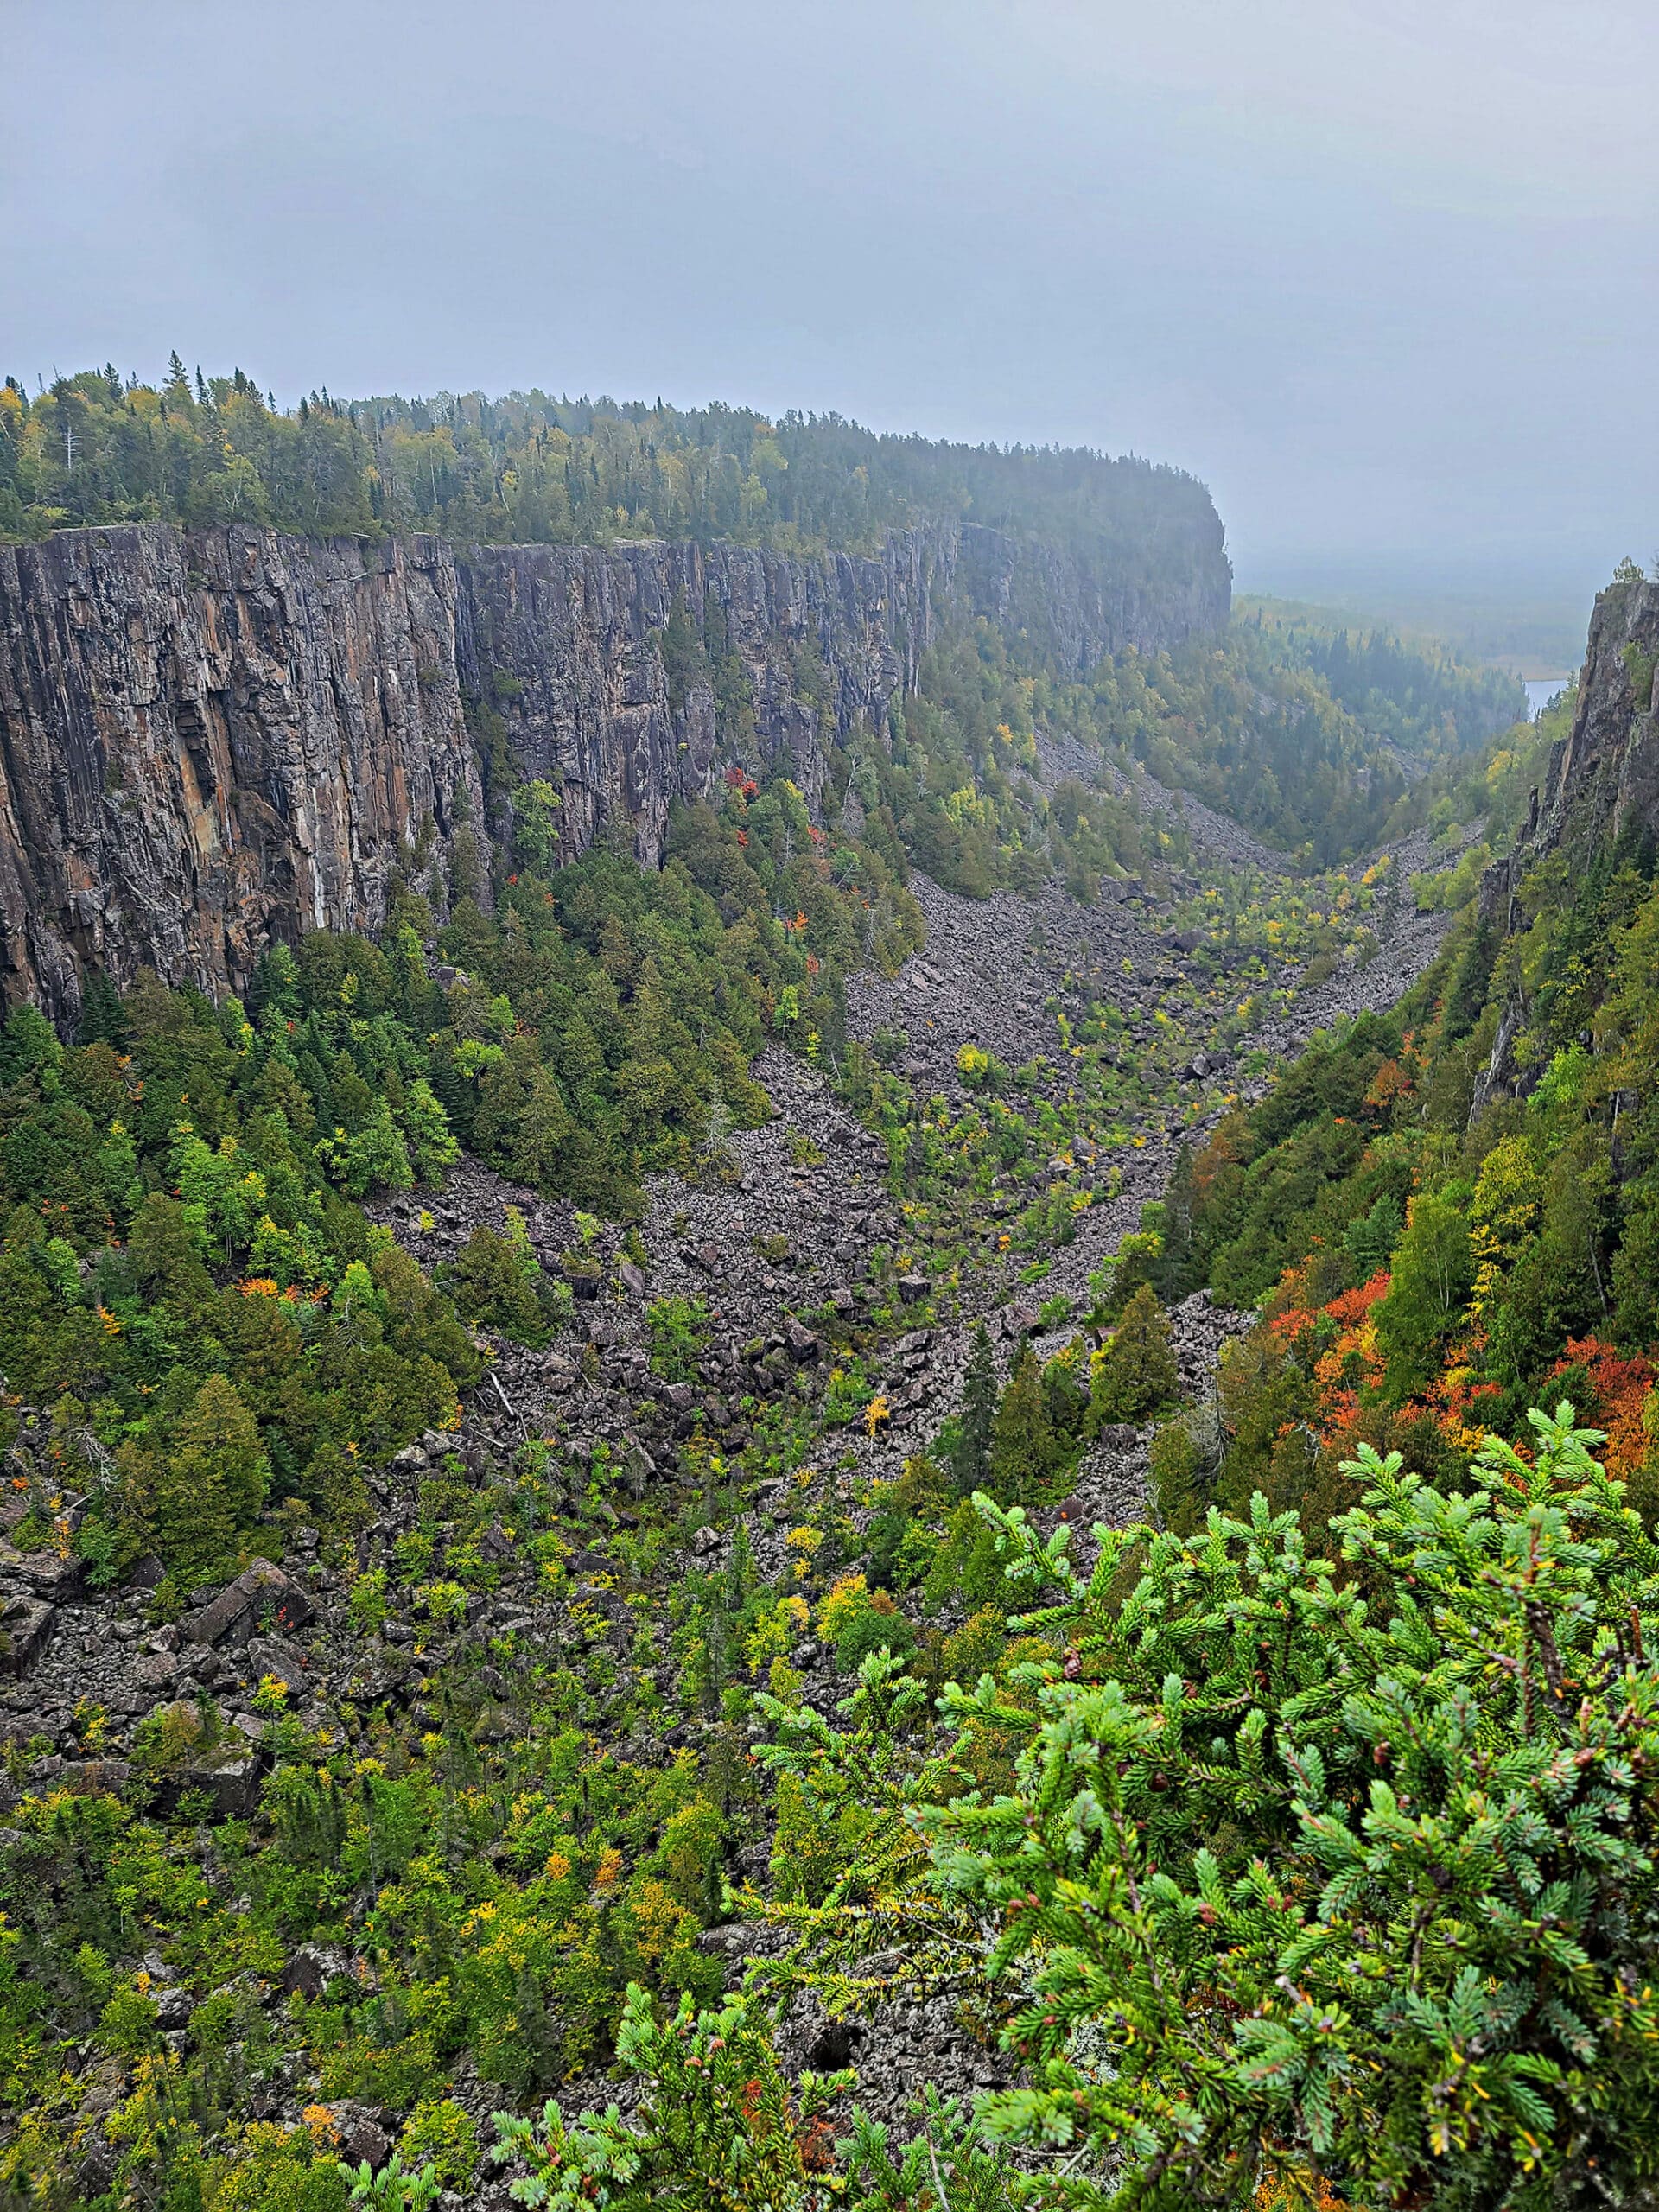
[1523,677,1570,719]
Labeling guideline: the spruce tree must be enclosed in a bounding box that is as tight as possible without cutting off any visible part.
[75,969,128,1049]
[988,1340,1055,1502]
[952,1320,997,1494]
[152,1373,269,1580]
[507,1066,573,1187]
[1087,1281,1179,1428]
[925,1408,1659,2209]
[511,1961,561,2091]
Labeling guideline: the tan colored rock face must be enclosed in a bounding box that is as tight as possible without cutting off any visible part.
[0,524,481,1021]
[0,513,1229,1027]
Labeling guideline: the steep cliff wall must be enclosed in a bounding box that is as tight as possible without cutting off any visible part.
[1530,573,1659,860]
[0,526,481,1027]
[0,512,1229,1024]
[1484,572,1659,932]
[950,519,1228,675]
[456,527,947,867]
[1471,572,1659,1115]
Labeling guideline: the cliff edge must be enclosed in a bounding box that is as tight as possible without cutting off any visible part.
[1485,569,1659,929]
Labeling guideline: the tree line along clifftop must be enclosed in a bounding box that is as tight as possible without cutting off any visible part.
[0,367,1526,1039]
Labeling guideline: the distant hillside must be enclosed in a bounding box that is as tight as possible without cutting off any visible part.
[1236,569,1592,676]
[1236,594,1527,755]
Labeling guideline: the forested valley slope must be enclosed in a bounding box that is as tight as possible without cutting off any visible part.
[3,367,1655,2212]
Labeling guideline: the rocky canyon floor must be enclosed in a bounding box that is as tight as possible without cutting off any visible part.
[0,818,1473,2196]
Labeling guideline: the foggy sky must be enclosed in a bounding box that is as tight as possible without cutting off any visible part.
[7,0,1656,605]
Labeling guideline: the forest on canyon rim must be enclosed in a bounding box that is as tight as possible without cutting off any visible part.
[0,365,1656,2212]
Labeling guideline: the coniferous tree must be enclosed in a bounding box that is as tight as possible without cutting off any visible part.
[75,969,128,1049]
[950,1320,997,1494]
[511,1961,562,2092]
[988,1340,1055,1501]
[925,1409,1659,2209]
[1087,1281,1179,1428]
[143,1373,269,1580]
[1375,1190,1473,1397]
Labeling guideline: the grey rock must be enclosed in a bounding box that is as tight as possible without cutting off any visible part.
[245,1635,308,1694]
[54,1758,130,1795]
[340,2114,391,2171]
[0,1544,82,1601]
[279,1949,329,2002]
[0,1592,56,1677]
[149,1751,263,1821]
[183,1560,311,1648]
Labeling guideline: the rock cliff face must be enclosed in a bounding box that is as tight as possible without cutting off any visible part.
[0,512,1228,1024]
[455,529,938,867]
[0,527,481,1026]
[1472,571,1659,1113]
[1485,572,1659,929]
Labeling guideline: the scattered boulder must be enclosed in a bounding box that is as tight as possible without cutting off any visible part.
[0,1592,56,1677]
[279,1948,330,2002]
[336,2109,391,2171]
[244,1635,308,1694]
[0,1545,82,1602]
[177,1757,261,1820]
[54,1758,130,1795]
[785,1318,821,1360]
[183,1560,312,1649]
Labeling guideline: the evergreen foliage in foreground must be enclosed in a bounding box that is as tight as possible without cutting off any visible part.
[914,1407,1659,2207]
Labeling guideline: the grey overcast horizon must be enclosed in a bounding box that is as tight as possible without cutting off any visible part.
[7,0,1654,628]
